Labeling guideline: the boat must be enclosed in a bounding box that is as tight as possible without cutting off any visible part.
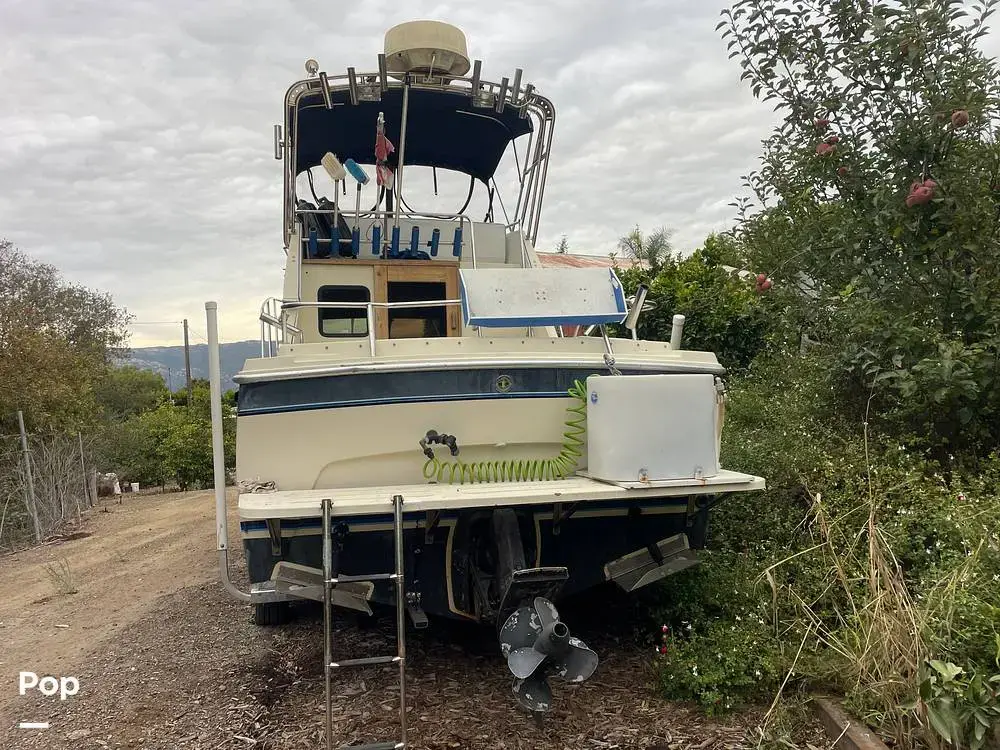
[203,19,765,732]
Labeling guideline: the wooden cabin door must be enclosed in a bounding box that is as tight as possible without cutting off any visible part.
[373,262,460,339]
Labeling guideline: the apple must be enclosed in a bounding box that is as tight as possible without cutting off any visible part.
[906,185,933,207]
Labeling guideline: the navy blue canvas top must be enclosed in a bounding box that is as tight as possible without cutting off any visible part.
[293,86,533,182]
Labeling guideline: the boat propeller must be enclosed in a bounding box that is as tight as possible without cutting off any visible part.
[498,596,598,713]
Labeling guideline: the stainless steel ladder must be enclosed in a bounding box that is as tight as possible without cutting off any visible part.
[322,495,407,750]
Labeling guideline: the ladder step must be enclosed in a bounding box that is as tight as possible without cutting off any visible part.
[330,655,402,668]
[339,742,403,750]
[328,573,398,584]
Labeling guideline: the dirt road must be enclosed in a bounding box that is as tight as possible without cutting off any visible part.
[0,490,778,749]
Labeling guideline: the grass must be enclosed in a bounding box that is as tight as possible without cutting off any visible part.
[43,556,78,595]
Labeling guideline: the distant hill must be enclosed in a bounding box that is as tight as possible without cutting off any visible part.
[127,340,261,393]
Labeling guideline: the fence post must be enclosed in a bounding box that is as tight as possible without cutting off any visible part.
[76,431,87,519]
[17,410,42,543]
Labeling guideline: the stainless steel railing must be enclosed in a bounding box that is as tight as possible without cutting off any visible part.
[260,298,465,358]
[259,297,303,356]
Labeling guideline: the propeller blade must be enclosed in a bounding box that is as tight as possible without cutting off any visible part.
[512,675,553,713]
[499,605,541,657]
[533,596,560,628]
[508,646,547,679]
[551,636,599,683]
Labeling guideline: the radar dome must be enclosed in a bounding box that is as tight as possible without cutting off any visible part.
[384,20,471,81]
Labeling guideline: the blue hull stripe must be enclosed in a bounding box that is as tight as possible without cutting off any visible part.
[239,390,569,416]
[236,365,667,417]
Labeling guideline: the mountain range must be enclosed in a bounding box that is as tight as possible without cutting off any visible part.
[127,340,261,393]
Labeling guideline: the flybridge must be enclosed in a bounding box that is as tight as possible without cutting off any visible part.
[273,21,555,249]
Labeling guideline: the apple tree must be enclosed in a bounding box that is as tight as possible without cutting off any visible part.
[720,0,1000,458]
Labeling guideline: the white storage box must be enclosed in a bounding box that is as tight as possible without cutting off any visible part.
[585,373,720,483]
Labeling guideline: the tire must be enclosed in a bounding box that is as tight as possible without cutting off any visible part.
[254,601,290,626]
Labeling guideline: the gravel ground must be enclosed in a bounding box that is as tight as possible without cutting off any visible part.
[0,491,824,750]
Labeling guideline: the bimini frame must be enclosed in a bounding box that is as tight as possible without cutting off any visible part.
[273,60,556,251]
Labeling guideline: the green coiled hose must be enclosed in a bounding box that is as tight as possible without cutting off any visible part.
[422,379,588,484]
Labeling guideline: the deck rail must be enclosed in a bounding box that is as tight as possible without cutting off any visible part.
[260,298,468,358]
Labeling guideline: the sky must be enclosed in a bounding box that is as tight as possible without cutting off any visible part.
[3,0,997,347]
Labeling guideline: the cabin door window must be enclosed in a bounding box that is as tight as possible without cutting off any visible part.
[317,285,370,337]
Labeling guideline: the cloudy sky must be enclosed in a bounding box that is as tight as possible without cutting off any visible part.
[4,1,997,347]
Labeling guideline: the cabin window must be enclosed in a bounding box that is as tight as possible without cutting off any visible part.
[317,285,370,337]
[387,281,447,338]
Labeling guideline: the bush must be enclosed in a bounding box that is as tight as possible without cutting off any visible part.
[614,235,775,372]
[646,347,1000,744]
[649,553,787,713]
[94,383,234,490]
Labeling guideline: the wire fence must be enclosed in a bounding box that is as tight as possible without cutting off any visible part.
[0,430,97,552]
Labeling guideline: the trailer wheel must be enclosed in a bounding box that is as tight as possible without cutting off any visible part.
[254,601,290,626]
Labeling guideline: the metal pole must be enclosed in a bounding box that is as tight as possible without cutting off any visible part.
[183,318,193,405]
[17,410,41,543]
[670,314,686,350]
[394,494,408,747]
[206,303,227,552]
[323,498,332,750]
[367,304,376,357]
[531,106,556,245]
[205,302,251,603]
[393,78,411,227]
[333,179,342,259]
[296,236,303,302]
[354,184,362,240]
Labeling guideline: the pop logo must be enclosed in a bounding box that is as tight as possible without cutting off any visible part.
[19,672,79,701]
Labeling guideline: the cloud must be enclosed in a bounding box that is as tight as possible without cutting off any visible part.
[6,0,993,346]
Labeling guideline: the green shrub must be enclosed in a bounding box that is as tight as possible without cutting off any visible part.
[641,346,1000,745]
[656,614,785,714]
[647,553,788,713]
[94,385,234,490]
[614,237,774,373]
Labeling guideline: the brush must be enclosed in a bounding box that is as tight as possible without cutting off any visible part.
[343,159,371,257]
[319,153,346,254]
